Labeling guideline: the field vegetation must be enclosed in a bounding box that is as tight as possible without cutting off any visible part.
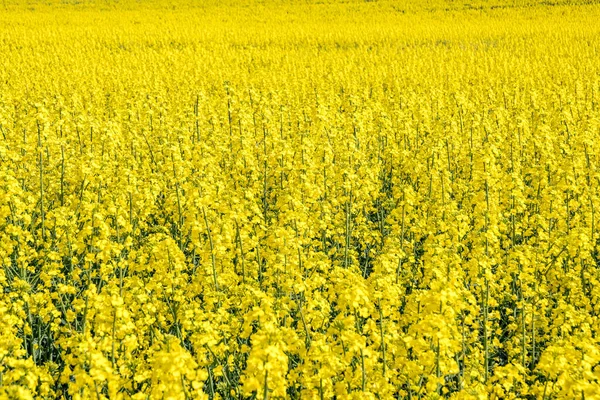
[1,0,600,398]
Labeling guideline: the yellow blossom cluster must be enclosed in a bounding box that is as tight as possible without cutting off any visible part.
[1,0,600,398]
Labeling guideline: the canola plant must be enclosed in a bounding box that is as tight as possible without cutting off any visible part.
[1,0,600,398]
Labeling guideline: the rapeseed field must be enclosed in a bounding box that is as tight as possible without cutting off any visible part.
[1,0,600,398]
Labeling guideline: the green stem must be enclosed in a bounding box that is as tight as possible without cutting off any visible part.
[361,348,366,392]
[202,207,218,290]
[235,221,246,284]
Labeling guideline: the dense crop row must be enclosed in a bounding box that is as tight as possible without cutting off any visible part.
[1,1,600,399]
